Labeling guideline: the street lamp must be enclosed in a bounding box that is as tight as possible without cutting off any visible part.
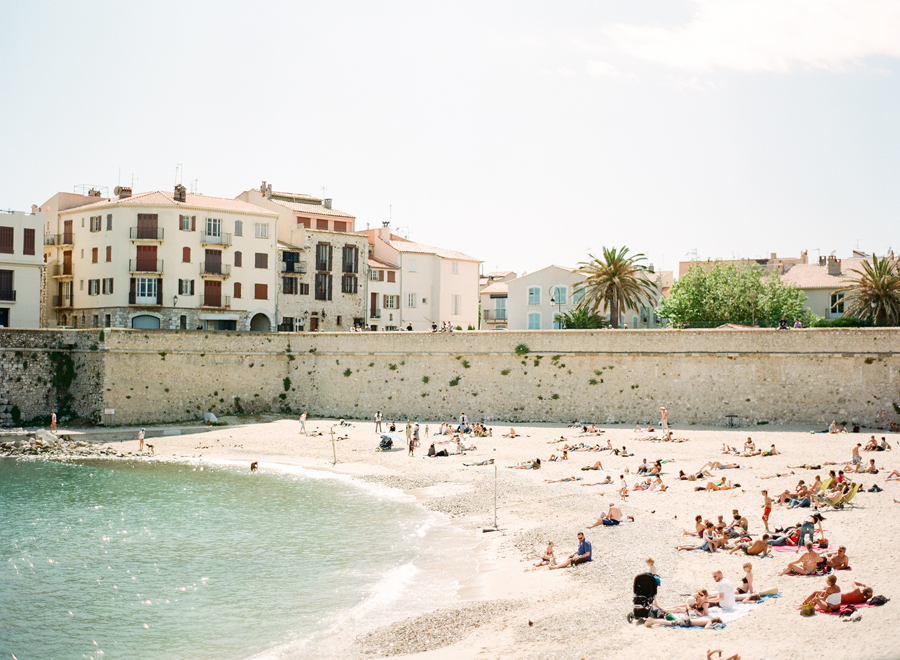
[549,285,564,329]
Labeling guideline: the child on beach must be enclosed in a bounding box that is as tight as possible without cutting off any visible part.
[618,475,628,499]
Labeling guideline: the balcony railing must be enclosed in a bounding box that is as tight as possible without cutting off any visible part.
[52,295,73,308]
[200,262,231,278]
[0,289,16,302]
[129,227,164,241]
[51,263,74,278]
[45,233,74,246]
[483,309,507,321]
[199,295,231,308]
[370,309,381,319]
[201,232,232,247]
[281,260,307,274]
[129,259,164,274]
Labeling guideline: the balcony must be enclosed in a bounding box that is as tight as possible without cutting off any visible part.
[483,309,507,321]
[129,259,164,274]
[129,227,164,242]
[45,233,74,247]
[201,232,232,247]
[51,264,74,279]
[370,309,381,319]
[52,295,73,308]
[200,262,231,278]
[281,260,307,274]
[199,295,231,309]
[0,290,16,302]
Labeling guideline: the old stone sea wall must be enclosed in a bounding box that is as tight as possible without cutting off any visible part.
[0,328,898,427]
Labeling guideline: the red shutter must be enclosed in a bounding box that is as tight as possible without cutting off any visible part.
[191,216,196,231]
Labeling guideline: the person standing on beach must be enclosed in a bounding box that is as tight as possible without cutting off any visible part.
[374,411,383,433]
[413,423,420,450]
[762,490,772,532]
[405,419,412,448]
[659,406,669,433]
[50,411,57,433]
[299,412,308,435]
[618,475,628,499]
[138,428,145,453]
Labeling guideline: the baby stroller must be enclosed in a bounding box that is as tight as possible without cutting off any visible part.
[627,572,660,623]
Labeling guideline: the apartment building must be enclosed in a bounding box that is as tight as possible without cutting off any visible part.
[363,224,480,331]
[44,185,279,330]
[479,271,516,330]
[237,183,367,331]
[367,256,400,330]
[0,209,44,327]
[779,254,873,320]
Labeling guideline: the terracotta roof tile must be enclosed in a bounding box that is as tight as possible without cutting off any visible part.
[274,199,355,219]
[64,191,278,217]
[389,235,480,262]
[779,260,869,289]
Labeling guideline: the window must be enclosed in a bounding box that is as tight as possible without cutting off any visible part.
[23,228,35,255]
[407,293,417,308]
[831,292,845,316]
[234,220,242,237]
[297,217,311,228]
[384,294,398,309]
[370,270,379,281]
[336,315,342,326]
[135,277,158,303]
[102,278,114,294]
[408,258,416,272]
[180,215,195,231]
[180,315,187,330]
[90,216,101,232]
[183,247,191,263]
[255,284,268,300]
[92,248,98,263]
[254,223,268,238]
[342,245,359,273]
[451,294,461,315]
[234,282,242,299]
[341,274,358,294]
[283,277,298,294]
[528,312,541,330]
[105,314,111,327]
[93,315,99,328]
[315,273,333,300]
[316,219,328,230]
[80,279,84,290]
[572,287,584,304]
[387,271,396,283]
[0,226,12,253]
[421,297,427,304]
[552,286,566,305]
[234,251,242,267]
[279,317,295,332]
[451,261,459,274]
[179,279,195,295]
[206,217,222,238]
[299,282,309,295]
[106,214,112,230]
[334,221,348,232]
[255,253,268,269]
[88,279,100,295]
[528,287,540,306]
[315,243,333,271]
[106,246,112,262]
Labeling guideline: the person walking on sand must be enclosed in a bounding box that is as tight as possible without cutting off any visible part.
[659,406,669,433]
[374,411,383,433]
[50,411,57,433]
[762,490,772,532]
[299,412,307,435]
[138,428,145,453]
[618,475,628,499]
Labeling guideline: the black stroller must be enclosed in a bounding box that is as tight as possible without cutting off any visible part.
[626,572,660,623]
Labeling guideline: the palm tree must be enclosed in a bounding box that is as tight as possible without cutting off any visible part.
[838,254,900,326]
[574,247,659,328]
[554,308,608,329]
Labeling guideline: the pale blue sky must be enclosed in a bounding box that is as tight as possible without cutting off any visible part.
[2,0,898,274]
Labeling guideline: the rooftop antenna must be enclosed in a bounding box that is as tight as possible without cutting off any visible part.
[175,163,183,185]
[131,174,138,189]
[190,179,199,194]
[118,166,121,186]
[686,248,698,261]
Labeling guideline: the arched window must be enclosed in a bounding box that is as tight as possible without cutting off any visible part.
[183,247,191,263]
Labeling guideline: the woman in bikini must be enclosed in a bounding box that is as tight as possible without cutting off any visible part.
[534,541,555,566]
[798,574,841,612]
[736,563,754,595]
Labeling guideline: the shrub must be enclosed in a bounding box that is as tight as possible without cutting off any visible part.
[809,317,873,328]
[283,377,291,391]
[343,368,352,377]
[449,376,461,386]
[514,344,530,356]
[422,375,430,384]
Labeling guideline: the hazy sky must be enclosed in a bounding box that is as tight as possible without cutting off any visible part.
[2,0,898,274]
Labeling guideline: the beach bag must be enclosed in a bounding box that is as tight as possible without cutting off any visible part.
[870,595,889,606]
[868,484,882,492]
[800,602,815,617]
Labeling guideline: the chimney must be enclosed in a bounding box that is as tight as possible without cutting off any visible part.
[826,256,841,276]
[88,189,101,198]
[174,184,187,203]
[770,252,777,260]
[31,204,38,214]
[323,198,332,209]
[818,256,826,266]
[801,250,808,265]
[261,180,267,193]
[266,184,272,200]
[114,186,132,199]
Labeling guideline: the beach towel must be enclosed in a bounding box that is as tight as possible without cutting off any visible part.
[816,603,875,615]
[784,566,833,577]
[773,545,834,553]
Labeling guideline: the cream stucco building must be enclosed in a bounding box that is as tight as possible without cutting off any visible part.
[0,209,44,328]
[43,185,279,331]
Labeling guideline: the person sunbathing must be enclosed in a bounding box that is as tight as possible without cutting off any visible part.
[781,542,821,575]
[661,590,711,616]
[581,460,603,471]
[701,461,741,471]
[463,458,494,466]
[729,535,771,556]
[840,581,874,605]
[721,444,737,454]
[702,479,733,491]
[644,615,722,629]
[544,476,582,483]
[759,471,794,479]
[503,428,518,438]
[789,464,823,470]
[886,470,900,480]
[587,502,624,527]
[829,420,839,434]
[683,515,705,536]
[534,541,555,566]
[825,545,849,569]
[508,458,541,469]
[581,476,615,486]
[798,574,841,612]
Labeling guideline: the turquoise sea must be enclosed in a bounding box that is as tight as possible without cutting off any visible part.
[0,458,473,660]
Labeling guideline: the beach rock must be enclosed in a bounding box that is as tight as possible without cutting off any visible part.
[204,412,218,423]
[35,429,59,445]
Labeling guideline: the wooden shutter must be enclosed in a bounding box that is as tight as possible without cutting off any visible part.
[190,280,195,295]
[234,251,242,267]
[106,246,112,262]
[107,214,112,230]
[156,279,163,305]
[129,278,136,304]
[191,216,196,231]
[234,282,241,299]
[255,283,267,300]
[0,226,12,253]
[23,228,35,255]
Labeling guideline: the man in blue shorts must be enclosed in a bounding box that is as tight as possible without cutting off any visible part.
[550,532,592,569]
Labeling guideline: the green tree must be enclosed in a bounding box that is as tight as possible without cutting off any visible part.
[837,254,900,326]
[554,308,608,329]
[574,247,659,329]
[656,262,814,328]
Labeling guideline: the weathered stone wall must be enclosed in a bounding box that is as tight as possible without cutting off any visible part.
[0,329,105,424]
[1,328,898,427]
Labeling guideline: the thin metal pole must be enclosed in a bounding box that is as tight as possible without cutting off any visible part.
[331,426,337,465]
[494,462,498,529]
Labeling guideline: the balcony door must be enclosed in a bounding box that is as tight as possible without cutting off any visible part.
[205,249,222,274]
[137,214,159,240]
[136,245,157,271]
[63,220,73,244]
[204,280,221,307]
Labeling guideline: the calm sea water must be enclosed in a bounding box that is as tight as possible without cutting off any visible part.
[0,458,473,660]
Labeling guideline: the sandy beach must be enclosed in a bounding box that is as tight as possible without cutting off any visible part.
[100,417,900,660]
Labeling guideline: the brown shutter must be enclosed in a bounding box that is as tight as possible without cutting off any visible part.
[23,228,35,255]
[0,226,13,253]
[129,278,136,304]
[234,282,241,299]
[157,279,163,305]
[109,278,114,294]
[191,216,196,231]
[190,280,195,296]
